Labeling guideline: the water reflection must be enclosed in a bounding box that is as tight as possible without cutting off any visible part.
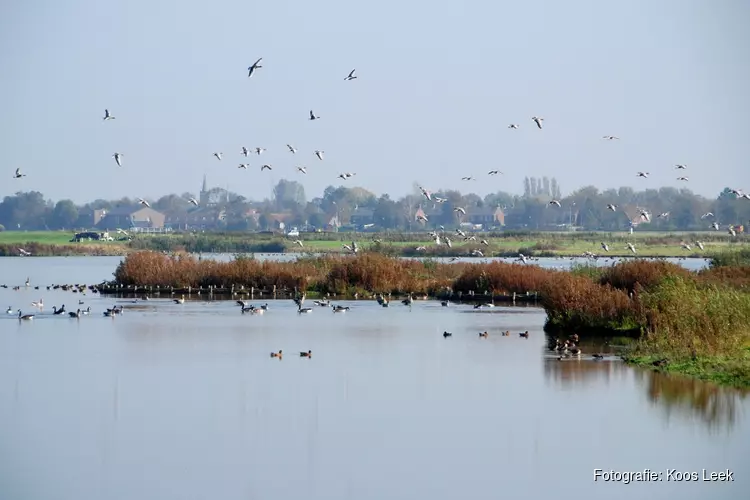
[635,370,748,432]
[544,356,630,388]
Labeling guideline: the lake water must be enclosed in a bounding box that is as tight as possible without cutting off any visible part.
[0,257,746,500]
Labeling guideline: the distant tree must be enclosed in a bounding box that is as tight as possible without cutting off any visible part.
[52,200,79,229]
[530,177,538,196]
[523,177,531,198]
[542,177,551,197]
[273,179,307,210]
[550,177,561,199]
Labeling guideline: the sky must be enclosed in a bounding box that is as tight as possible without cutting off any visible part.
[1,0,748,205]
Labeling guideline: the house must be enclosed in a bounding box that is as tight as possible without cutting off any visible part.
[350,208,375,225]
[95,206,166,231]
[466,207,505,227]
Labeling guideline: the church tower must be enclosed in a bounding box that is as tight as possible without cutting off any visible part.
[199,174,208,205]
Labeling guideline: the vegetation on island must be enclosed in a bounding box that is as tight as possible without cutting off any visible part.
[112,249,750,388]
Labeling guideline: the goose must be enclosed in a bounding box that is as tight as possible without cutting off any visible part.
[313,300,329,307]
[69,309,81,318]
[474,303,494,309]
[677,176,689,181]
[401,295,413,306]
[80,306,91,315]
[479,331,488,338]
[481,239,489,246]
[695,241,705,250]
[247,57,263,77]
[532,116,544,129]
[293,294,306,308]
[238,163,249,169]
[606,204,617,211]
[18,310,34,320]
[602,135,619,140]
[488,170,502,175]
[53,305,66,315]
[681,242,692,251]
[314,150,324,160]
[188,197,199,206]
[103,109,115,120]
[293,239,304,247]
[711,222,720,230]
[657,212,670,219]
[728,226,737,237]
[13,168,26,178]
[518,253,528,264]
[287,144,297,153]
[344,69,357,81]
[300,350,312,357]
[255,147,266,155]
[19,248,32,256]
[519,331,529,338]
[213,152,223,161]
[332,305,350,313]
[174,295,185,304]
[601,242,610,252]
[443,331,452,338]
[270,350,282,358]
[112,153,123,166]
[454,207,466,215]
[241,146,249,157]
[298,305,313,314]
[461,176,475,181]
[138,198,150,208]
[508,124,519,129]
[636,172,649,178]
[471,249,484,257]
[261,164,272,171]
[260,303,269,311]
[419,186,432,201]
[639,210,651,222]
[675,164,687,169]
[627,243,637,254]
[729,188,743,197]
[415,245,427,251]
[549,200,561,207]
[441,301,449,307]
[6,306,14,314]
[592,353,604,360]
[309,110,320,121]
[434,196,448,203]
[337,172,355,180]
[416,214,428,223]
[25,278,30,287]
[297,166,307,174]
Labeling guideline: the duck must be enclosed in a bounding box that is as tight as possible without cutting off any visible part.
[299,350,312,358]
[502,331,510,336]
[478,331,488,338]
[592,353,604,361]
[270,350,283,359]
[443,331,452,338]
[332,305,350,313]
[568,333,579,343]
[440,301,449,307]
[173,295,185,304]
[17,310,34,320]
[519,331,529,338]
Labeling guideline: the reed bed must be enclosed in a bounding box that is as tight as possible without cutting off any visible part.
[0,242,124,257]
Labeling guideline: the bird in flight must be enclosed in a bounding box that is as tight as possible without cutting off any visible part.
[13,168,25,179]
[261,164,272,171]
[602,135,619,140]
[461,176,475,181]
[314,150,325,161]
[287,144,297,154]
[188,198,199,206]
[636,172,649,178]
[213,152,223,161]
[255,147,266,155]
[113,153,123,166]
[103,109,115,121]
[549,200,561,207]
[675,164,687,170]
[241,146,249,157]
[607,204,617,211]
[247,58,263,78]
[138,198,150,208]
[297,166,307,174]
[508,124,519,129]
[310,110,320,121]
[532,116,544,129]
[238,164,249,169]
[345,69,357,81]
[488,170,502,175]
[677,176,689,181]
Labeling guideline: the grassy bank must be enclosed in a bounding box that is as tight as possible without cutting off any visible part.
[1,229,748,257]
[112,250,750,388]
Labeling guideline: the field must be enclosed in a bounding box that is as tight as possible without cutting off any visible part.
[0,229,748,258]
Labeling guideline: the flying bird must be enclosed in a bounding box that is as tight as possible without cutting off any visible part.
[345,69,357,81]
[103,109,115,120]
[627,243,637,254]
[188,198,199,206]
[601,242,610,252]
[675,164,687,169]
[636,172,649,178]
[419,186,432,201]
[488,170,502,175]
[138,198,150,208]
[602,135,619,140]
[701,212,714,219]
[677,176,689,181]
[13,168,25,179]
[508,124,519,129]
[241,146,249,157]
[213,152,223,161]
[314,150,325,161]
[461,176,475,181]
[549,200,561,207]
[297,166,307,174]
[255,147,266,155]
[112,153,123,166]
[309,110,320,121]
[695,241,705,250]
[454,207,466,215]
[247,58,263,78]
[238,164,249,169]
[261,164,272,171]
[287,144,297,154]
[606,204,617,211]
[532,116,544,129]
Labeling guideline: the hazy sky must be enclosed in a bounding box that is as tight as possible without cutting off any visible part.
[1,0,748,205]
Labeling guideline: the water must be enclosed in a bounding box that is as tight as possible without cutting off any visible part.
[0,257,746,500]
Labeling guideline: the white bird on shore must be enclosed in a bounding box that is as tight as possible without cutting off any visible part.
[677,176,689,181]
[532,116,544,129]
[103,109,115,121]
[488,170,502,175]
[696,241,705,250]
[344,69,357,81]
[138,198,150,208]
[309,110,320,121]
[188,198,199,206]
[13,168,25,178]
[606,204,617,211]
[287,144,297,154]
[261,164,272,171]
[419,186,432,201]
[314,150,325,160]
[627,243,637,254]
[297,166,307,174]
[454,207,466,215]
[238,164,249,169]
[508,124,519,129]
[603,135,619,140]
[241,146,249,157]
[549,200,561,207]
[247,57,263,78]
[213,152,223,161]
[675,164,687,169]
[637,172,649,178]
[601,242,610,252]
[112,153,123,166]
[255,147,266,155]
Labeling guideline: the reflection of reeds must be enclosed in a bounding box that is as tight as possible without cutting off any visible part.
[634,370,749,431]
[543,357,629,387]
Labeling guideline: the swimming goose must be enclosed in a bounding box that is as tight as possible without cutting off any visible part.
[401,295,413,306]
[270,350,282,359]
[247,57,263,77]
[440,301,449,307]
[519,331,529,338]
[53,305,66,315]
[592,353,604,360]
[478,331,488,338]
[260,303,269,311]
[6,306,13,314]
[18,310,34,320]
[298,305,313,314]
[69,309,81,318]
[300,350,312,357]
[81,306,91,315]
[174,295,185,304]
[332,305,350,313]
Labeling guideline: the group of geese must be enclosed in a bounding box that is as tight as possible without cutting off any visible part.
[548,334,606,361]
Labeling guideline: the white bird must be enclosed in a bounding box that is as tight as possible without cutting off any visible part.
[481,239,489,246]
[13,168,25,178]
[19,248,32,256]
[695,241,705,250]
[677,176,689,181]
[238,164,249,169]
[116,228,129,236]
[640,210,651,222]
[742,193,750,200]
[601,242,610,252]
[675,164,687,169]
[518,253,528,264]
[606,204,617,211]
[138,198,150,208]
[711,222,720,230]
[549,200,561,207]
[454,207,466,215]
[112,153,123,167]
[627,243,637,254]
[508,124,519,129]
[297,166,307,174]
[701,212,714,219]
[532,116,544,129]
[345,69,357,81]
[603,135,619,140]
[445,237,452,248]
[636,172,649,178]
[471,249,484,257]
[103,109,115,120]
[419,186,432,201]
[415,246,427,251]
[247,57,263,78]
[294,240,304,247]
[255,147,266,155]
[681,242,692,251]
[241,146,249,157]
[416,214,429,223]
[728,226,737,237]
[434,197,447,203]
[261,164,272,171]
[488,170,502,175]
[309,110,320,121]
[188,198,199,206]
[314,150,324,161]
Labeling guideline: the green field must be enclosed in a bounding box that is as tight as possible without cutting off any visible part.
[0,231,83,245]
